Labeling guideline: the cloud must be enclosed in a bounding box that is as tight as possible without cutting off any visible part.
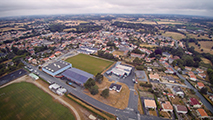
[0,0,213,17]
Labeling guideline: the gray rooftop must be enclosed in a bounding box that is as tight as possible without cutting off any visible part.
[43,60,71,73]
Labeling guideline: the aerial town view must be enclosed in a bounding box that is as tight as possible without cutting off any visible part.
[0,0,213,120]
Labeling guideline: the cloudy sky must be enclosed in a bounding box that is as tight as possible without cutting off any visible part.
[0,0,213,17]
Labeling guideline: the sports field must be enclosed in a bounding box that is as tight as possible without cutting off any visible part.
[0,82,75,120]
[66,54,113,75]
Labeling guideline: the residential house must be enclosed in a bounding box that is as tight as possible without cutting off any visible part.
[162,101,173,112]
[197,82,205,89]
[42,58,49,62]
[172,86,184,98]
[130,53,145,59]
[31,59,38,65]
[189,97,201,108]
[167,93,175,98]
[165,67,174,74]
[196,68,204,73]
[49,54,56,59]
[198,73,206,79]
[185,66,192,71]
[55,51,62,56]
[153,61,159,67]
[144,99,157,109]
[109,83,122,92]
[209,96,213,102]
[196,109,209,119]
[189,75,197,81]
[161,76,176,83]
[174,105,188,114]
[162,52,172,58]
[149,73,160,81]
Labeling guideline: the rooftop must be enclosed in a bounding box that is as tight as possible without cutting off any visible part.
[197,109,208,117]
[144,99,156,108]
[43,60,71,73]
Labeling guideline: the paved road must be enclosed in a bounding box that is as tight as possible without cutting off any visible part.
[170,65,213,113]
[0,69,27,86]
[22,61,165,120]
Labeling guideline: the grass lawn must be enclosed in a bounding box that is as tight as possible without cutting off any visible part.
[65,54,113,75]
[189,42,213,55]
[0,82,75,120]
[162,32,186,40]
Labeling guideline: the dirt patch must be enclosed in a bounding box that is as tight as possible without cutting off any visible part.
[84,76,130,109]
[149,110,158,116]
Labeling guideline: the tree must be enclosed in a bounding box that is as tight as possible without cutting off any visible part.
[84,78,95,89]
[201,49,204,52]
[200,87,208,94]
[133,57,141,65]
[95,73,103,84]
[101,88,109,98]
[155,49,162,55]
[89,85,99,95]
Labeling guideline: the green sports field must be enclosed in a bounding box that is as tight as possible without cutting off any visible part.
[65,54,113,75]
[0,82,75,120]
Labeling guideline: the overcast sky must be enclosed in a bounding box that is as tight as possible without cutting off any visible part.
[0,0,213,17]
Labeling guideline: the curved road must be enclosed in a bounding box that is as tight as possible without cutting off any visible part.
[170,65,213,113]
[22,60,165,120]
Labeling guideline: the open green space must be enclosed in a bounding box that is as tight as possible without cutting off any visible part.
[65,53,113,75]
[162,31,186,40]
[0,82,75,120]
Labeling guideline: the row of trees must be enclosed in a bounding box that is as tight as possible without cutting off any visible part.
[97,50,118,61]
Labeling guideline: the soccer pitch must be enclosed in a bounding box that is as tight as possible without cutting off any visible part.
[65,54,114,75]
[0,82,75,120]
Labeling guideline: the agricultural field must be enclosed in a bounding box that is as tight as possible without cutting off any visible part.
[0,82,75,120]
[189,41,213,55]
[0,26,25,32]
[186,33,212,40]
[201,58,212,66]
[140,44,158,48]
[157,21,183,25]
[162,32,186,40]
[63,28,77,32]
[65,54,113,75]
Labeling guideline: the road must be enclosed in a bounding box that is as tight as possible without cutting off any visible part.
[170,65,213,113]
[0,69,27,86]
[22,61,165,120]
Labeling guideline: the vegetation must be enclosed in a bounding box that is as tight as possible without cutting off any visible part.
[97,50,118,61]
[84,78,99,95]
[101,88,109,98]
[0,82,75,120]
[139,82,152,88]
[65,53,113,75]
[95,73,104,84]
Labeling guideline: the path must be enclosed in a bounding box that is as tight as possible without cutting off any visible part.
[0,75,81,120]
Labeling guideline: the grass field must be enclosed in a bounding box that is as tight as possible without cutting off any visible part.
[65,54,113,75]
[189,41,213,55]
[140,44,158,48]
[157,21,183,25]
[186,33,212,40]
[0,82,75,120]
[162,32,186,40]
[63,28,77,32]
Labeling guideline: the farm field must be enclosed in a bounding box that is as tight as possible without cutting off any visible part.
[186,33,212,40]
[140,44,158,48]
[65,53,113,75]
[162,32,186,40]
[157,21,183,25]
[0,82,75,120]
[189,41,213,55]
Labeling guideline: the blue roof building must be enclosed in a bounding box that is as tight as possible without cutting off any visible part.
[42,60,72,76]
[62,68,94,86]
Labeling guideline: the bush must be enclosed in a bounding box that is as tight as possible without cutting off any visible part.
[101,88,109,98]
[139,83,152,88]
[89,85,99,95]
